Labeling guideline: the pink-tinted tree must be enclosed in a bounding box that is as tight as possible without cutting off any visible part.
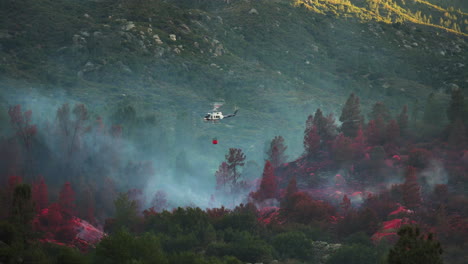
[32,176,48,213]
[366,116,385,146]
[331,133,354,165]
[304,125,321,158]
[266,136,288,168]
[285,176,298,198]
[59,182,76,218]
[251,160,278,202]
[341,194,351,213]
[351,126,366,160]
[281,191,335,224]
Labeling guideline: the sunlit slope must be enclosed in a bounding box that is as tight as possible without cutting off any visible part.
[293,0,467,35]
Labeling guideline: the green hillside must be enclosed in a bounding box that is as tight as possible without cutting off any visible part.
[0,0,467,157]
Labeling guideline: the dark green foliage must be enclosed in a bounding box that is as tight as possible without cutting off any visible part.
[340,94,363,138]
[144,207,216,251]
[42,243,90,264]
[95,229,168,264]
[0,221,15,245]
[447,118,466,149]
[213,204,258,232]
[10,184,35,241]
[407,148,432,169]
[313,108,338,142]
[206,229,273,263]
[336,208,380,237]
[266,136,288,168]
[343,232,373,247]
[423,93,447,127]
[447,88,466,124]
[326,244,379,264]
[370,102,391,121]
[272,231,314,260]
[107,193,140,233]
[388,225,443,264]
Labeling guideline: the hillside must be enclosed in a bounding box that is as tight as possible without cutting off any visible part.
[0,0,467,157]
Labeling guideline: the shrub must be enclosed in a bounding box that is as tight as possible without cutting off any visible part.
[272,231,314,260]
[326,244,379,264]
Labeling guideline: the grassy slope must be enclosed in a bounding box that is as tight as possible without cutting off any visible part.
[0,0,467,157]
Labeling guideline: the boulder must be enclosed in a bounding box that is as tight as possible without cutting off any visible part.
[249,8,259,15]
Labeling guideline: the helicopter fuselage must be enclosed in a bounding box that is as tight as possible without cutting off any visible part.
[204,111,224,121]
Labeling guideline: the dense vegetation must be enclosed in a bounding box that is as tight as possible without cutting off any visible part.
[1,1,467,263]
[1,89,467,263]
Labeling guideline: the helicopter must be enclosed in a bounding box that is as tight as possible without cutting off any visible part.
[203,102,238,122]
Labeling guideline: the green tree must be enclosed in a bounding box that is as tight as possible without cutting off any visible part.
[10,184,35,243]
[272,231,314,260]
[95,229,168,264]
[110,193,140,233]
[388,225,443,264]
[340,93,363,138]
[326,244,379,264]
[266,136,288,168]
[370,101,391,121]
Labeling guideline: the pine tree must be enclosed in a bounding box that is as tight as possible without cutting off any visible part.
[340,93,362,138]
[369,101,391,121]
[266,136,288,168]
[314,109,337,141]
[304,125,321,158]
[215,161,230,191]
[366,119,383,146]
[253,160,278,201]
[351,126,366,160]
[225,148,246,186]
[332,133,354,164]
[388,225,443,264]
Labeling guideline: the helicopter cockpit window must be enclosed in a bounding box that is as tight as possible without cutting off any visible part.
[205,114,211,118]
